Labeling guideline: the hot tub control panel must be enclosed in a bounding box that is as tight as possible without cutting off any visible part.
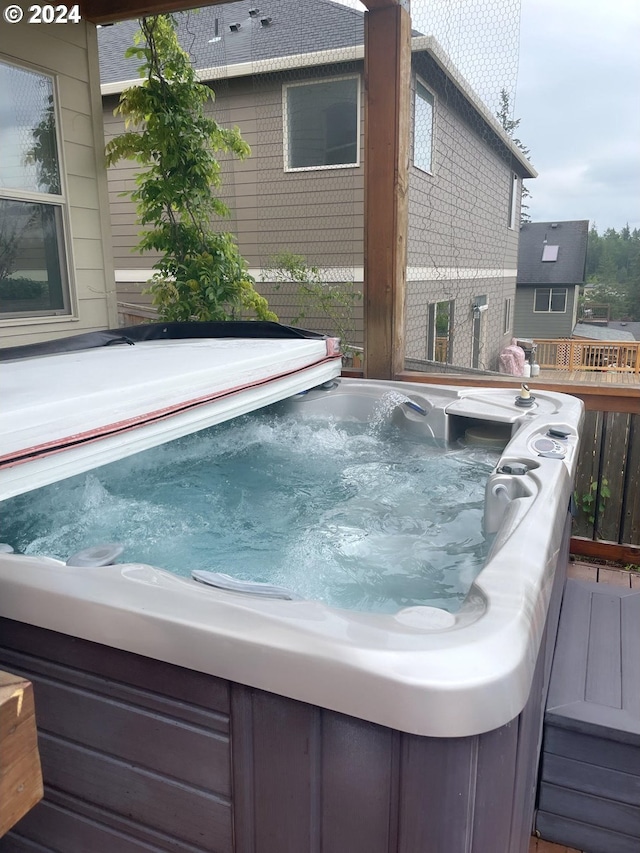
[530,429,572,459]
[532,437,566,458]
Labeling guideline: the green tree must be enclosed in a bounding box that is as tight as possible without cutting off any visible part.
[0,99,59,301]
[26,94,60,194]
[496,88,531,223]
[584,224,640,320]
[105,14,275,322]
[263,252,361,351]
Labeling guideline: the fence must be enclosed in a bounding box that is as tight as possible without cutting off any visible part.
[117,301,158,326]
[534,339,640,374]
[578,304,610,324]
[573,407,640,557]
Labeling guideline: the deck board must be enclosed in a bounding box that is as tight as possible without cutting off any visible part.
[538,369,639,386]
[569,561,636,588]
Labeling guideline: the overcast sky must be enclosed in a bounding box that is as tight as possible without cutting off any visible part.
[339,0,639,233]
[516,0,640,232]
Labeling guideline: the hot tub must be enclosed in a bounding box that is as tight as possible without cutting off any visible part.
[0,368,583,853]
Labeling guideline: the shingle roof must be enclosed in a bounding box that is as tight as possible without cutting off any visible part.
[517,220,589,286]
[608,321,640,341]
[98,0,365,86]
[572,323,635,341]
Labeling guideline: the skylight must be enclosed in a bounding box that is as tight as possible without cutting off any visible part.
[542,244,559,262]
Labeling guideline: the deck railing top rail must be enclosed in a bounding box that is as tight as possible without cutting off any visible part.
[578,303,610,323]
[534,338,640,374]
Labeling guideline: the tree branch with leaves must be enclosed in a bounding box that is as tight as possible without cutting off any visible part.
[496,88,532,224]
[105,14,276,322]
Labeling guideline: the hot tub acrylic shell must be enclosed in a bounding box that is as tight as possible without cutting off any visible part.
[0,379,583,740]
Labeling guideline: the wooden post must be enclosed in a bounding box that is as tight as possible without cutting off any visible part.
[0,672,43,837]
[363,2,411,379]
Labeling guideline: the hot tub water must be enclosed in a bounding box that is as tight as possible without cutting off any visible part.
[2,399,499,613]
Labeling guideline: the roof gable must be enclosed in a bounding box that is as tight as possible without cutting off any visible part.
[517,220,589,286]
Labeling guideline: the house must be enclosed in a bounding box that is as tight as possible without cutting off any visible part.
[514,220,589,340]
[98,0,535,371]
[0,17,117,348]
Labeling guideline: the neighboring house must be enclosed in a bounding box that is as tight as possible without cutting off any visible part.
[0,18,117,348]
[98,0,535,370]
[514,220,589,340]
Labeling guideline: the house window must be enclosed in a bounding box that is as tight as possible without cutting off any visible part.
[414,78,434,173]
[427,300,454,363]
[503,297,512,334]
[284,76,359,171]
[534,288,567,313]
[0,59,71,318]
[508,172,519,228]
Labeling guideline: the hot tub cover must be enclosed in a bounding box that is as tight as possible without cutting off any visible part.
[0,321,341,499]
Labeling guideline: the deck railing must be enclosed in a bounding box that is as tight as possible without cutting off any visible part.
[534,338,640,374]
[117,301,158,326]
[578,303,610,324]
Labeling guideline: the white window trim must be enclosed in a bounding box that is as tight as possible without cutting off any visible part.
[503,297,512,334]
[426,298,454,363]
[413,75,435,176]
[533,287,567,314]
[0,58,76,322]
[282,74,361,173]
[508,172,519,229]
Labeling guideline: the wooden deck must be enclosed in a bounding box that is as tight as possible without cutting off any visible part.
[538,368,639,386]
[530,839,582,853]
[529,559,639,853]
[567,560,640,588]
[534,340,640,378]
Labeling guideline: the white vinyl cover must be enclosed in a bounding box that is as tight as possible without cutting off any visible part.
[0,337,340,499]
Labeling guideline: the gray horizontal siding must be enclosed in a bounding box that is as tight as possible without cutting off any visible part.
[407,55,520,271]
[405,61,518,369]
[514,285,576,339]
[258,281,363,346]
[103,68,365,273]
[405,276,517,370]
[103,58,522,369]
